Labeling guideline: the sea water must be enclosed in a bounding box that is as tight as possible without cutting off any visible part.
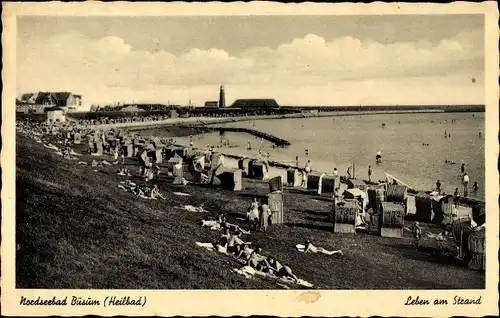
[147,112,485,200]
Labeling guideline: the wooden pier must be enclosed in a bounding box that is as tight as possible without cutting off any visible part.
[179,125,291,147]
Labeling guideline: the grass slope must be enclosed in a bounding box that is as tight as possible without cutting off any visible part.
[15,134,485,289]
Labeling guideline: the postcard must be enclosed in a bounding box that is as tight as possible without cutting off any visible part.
[2,1,499,317]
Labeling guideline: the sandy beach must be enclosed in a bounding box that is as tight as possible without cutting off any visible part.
[15,128,484,289]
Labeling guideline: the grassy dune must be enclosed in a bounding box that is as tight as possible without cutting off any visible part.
[15,134,485,289]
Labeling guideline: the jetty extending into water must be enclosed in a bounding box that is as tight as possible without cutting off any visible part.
[178,125,291,147]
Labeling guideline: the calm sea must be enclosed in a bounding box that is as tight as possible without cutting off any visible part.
[146,112,485,200]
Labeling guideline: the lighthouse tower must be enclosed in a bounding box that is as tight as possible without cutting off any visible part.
[219,85,226,108]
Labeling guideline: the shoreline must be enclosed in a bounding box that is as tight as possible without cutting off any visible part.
[172,142,484,207]
[77,109,446,130]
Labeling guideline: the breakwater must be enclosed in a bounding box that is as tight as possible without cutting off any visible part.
[178,125,291,147]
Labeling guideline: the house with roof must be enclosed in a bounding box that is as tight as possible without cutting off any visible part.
[230,99,280,108]
[20,92,39,104]
[204,101,219,108]
[17,91,84,113]
[35,92,58,106]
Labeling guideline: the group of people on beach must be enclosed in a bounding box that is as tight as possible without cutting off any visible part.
[199,197,342,285]
[434,163,478,199]
[199,210,301,283]
[74,114,172,127]
[246,198,272,232]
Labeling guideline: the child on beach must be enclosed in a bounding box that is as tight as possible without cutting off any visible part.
[152,164,161,180]
[411,222,423,249]
[247,198,260,222]
[436,180,442,194]
[453,188,460,206]
[472,182,479,192]
[368,165,372,182]
[258,204,271,232]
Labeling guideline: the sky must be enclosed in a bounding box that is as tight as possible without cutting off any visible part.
[16,15,484,107]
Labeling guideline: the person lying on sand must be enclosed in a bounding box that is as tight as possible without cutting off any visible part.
[217,212,227,224]
[200,217,219,228]
[222,222,251,234]
[150,185,166,199]
[214,229,231,248]
[303,240,343,256]
[265,256,299,283]
[277,265,299,283]
[132,184,145,197]
[265,256,283,274]
[227,231,245,255]
[117,167,132,176]
[234,243,255,262]
[152,164,161,180]
[247,247,270,271]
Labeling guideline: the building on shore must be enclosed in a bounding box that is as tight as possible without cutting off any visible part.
[204,101,219,108]
[17,91,83,114]
[46,107,66,123]
[230,99,280,108]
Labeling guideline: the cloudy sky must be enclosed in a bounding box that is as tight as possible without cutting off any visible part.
[16,15,484,106]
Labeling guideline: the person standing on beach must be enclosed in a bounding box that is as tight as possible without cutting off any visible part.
[461,163,466,174]
[259,204,270,232]
[436,180,442,194]
[368,165,372,182]
[472,181,479,192]
[347,165,352,179]
[305,160,312,174]
[462,173,469,197]
[333,168,340,195]
[301,160,312,188]
[453,188,460,207]
[295,156,300,168]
